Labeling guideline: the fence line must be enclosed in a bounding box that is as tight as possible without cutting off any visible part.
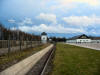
[0,40,42,56]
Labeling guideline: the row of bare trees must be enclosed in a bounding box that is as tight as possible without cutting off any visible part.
[0,23,42,56]
[0,23,41,41]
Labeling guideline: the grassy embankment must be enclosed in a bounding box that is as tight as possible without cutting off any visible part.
[51,43,100,75]
[0,43,50,71]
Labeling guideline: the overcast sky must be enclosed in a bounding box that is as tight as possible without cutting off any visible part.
[0,0,100,37]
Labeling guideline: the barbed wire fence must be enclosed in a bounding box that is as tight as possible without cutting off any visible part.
[0,25,42,56]
[0,23,84,56]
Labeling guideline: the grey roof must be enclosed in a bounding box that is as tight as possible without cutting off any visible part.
[67,34,100,40]
[41,32,47,35]
[67,34,90,40]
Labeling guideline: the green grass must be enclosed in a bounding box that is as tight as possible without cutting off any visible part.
[0,43,50,71]
[51,43,100,75]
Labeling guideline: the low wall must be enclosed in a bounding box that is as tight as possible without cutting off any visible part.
[67,43,100,50]
[0,44,54,75]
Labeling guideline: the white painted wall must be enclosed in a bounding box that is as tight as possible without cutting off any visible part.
[76,39,91,43]
[41,35,47,43]
[41,35,47,40]
[66,39,100,43]
[91,40,100,43]
[66,39,92,43]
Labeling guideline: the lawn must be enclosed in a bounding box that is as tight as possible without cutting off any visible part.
[51,43,100,75]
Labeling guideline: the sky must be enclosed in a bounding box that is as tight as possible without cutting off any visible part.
[0,0,100,38]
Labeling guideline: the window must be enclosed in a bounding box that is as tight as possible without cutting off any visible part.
[43,37,45,40]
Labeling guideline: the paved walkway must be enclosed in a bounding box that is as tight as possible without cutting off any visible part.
[0,44,53,75]
[66,43,100,50]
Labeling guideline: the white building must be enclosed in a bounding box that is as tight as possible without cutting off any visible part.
[66,34,100,43]
[41,32,47,43]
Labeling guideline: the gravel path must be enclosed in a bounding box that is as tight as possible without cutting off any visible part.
[26,45,55,75]
[26,49,51,75]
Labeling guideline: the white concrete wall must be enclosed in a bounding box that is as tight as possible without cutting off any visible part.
[67,43,100,50]
[41,35,47,43]
[66,39,100,43]
[66,39,91,43]
[41,35,47,41]
[76,39,91,43]
[91,40,100,43]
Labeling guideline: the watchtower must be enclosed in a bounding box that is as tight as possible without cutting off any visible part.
[41,32,47,43]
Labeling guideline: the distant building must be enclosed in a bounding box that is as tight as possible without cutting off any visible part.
[91,37,100,43]
[41,32,47,43]
[66,34,100,43]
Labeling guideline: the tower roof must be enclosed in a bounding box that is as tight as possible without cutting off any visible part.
[41,32,47,35]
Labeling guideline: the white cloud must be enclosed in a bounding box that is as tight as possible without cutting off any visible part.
[8,19,15,23]
[18,17,33,25]
[48,0,100,12]
[49,0,100,12]
[63,15,100,27]
[18,24,84,33]
[11,27,17,30]
[50,4,76,12]
[57,0,100,6]
[36,13,57,24]
[86,29,100,35]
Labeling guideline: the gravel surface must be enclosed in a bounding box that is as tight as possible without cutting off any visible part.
[26,48,55,75]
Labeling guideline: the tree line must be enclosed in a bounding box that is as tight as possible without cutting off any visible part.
[0,23,40,41]
[49,37,66,42]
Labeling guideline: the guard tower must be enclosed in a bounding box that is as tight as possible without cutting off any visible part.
[41,32,47,43]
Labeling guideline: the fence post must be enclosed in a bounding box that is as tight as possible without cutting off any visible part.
[31,40,32,48]
[25,40,27,48]
[8,35,11,57]
[20,40,21,51]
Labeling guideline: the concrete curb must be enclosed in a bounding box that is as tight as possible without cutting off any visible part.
[0,44,54,75]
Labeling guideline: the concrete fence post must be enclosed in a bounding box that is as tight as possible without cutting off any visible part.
[20,40,22,51]
[8,36,11,57]
[31,41,32,48]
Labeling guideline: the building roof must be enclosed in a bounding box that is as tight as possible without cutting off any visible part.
[78,34,89,39]
[41,32,47,35]
[67,34,100,40]
[67,34,90,40]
